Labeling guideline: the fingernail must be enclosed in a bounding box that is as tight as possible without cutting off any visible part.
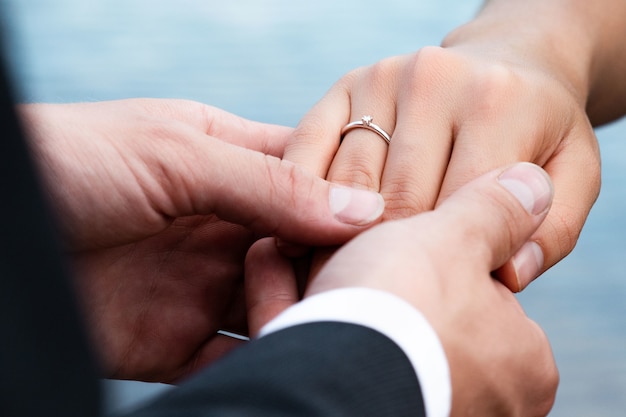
[497,163,553,215]
[511,241,544,290]
[329,186,384,226]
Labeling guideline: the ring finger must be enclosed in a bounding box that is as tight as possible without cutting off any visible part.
[326,58,401,192]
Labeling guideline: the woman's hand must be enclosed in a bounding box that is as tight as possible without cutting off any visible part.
[246,163,559,416]
[283,17,603,290]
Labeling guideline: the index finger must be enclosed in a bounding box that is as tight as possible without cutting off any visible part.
[282,73,355,177]
[131,98,295,157]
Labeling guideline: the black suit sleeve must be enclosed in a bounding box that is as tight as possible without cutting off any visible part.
[126,322,426,417]
[0,43,102,416]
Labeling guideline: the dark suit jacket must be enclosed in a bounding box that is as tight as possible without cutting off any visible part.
[0,48,427,417]
[127,322,426,417]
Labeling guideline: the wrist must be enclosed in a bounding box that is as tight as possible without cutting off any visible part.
[441,2,593,106]
[443,0,626,126]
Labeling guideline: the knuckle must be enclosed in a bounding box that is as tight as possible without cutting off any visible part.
[290,109,344,148]
[542,168,600,267]
[328,154,381,191]
[336,66,366,89]
[360,57,402,99]
[541,202,586,263]
[413,48,521,116]
[467,65,522,121]
[287,115,337,174]
[382,183,435,220]
[243,156,307,234]
[403,46,452,95]
[407,45,449,71]
[291,113,330,147]
[273,158,324,222]
[266,157,306,207]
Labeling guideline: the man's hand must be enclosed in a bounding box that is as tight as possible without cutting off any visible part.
[19,99,384,382]
[247,162,559,416]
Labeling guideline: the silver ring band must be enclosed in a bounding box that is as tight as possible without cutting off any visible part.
[340,115,391,145]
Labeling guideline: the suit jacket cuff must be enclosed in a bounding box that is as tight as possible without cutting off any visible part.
[259,287,451,417]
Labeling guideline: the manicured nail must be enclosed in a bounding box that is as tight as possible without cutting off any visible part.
[497,163,553,215]
[329,186,384,226]
[511,241,544,290]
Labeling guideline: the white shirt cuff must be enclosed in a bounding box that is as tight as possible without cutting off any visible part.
[259,287,451,417]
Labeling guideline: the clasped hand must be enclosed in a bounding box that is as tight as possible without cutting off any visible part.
[284,44,600,291]
[20,99,383,382]
[21,96,560,416]
[247,162,559,417]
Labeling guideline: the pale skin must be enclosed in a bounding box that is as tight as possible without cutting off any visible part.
[283,0,626,291]
[22,98,560,413]
[18,0,626,391]
[246,162,559,417]
[19,99,385,382]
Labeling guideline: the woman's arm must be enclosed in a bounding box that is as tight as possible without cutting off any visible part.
[282,0,626,290]
[446,0,626,125]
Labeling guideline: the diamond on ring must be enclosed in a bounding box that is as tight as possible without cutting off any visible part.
[340,115,391,145]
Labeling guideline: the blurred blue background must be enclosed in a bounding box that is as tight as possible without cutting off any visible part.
[3,1,625,415]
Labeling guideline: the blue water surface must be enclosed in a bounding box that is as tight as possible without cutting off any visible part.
[3,1,625,415]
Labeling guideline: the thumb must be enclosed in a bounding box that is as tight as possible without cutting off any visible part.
[309,163,554,301]
[434,162,554,285]
[163,137,385,245]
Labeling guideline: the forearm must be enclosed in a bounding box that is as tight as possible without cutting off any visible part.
[443,0,626,126]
